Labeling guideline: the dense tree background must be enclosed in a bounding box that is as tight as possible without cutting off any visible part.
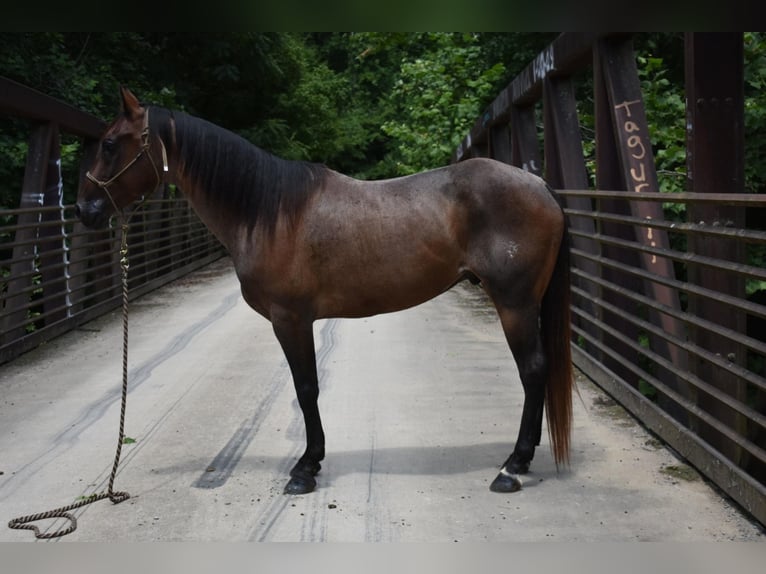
[1,32,764,210]
[0,32,555,208]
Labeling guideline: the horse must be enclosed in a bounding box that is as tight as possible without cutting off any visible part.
[76,86,573,495]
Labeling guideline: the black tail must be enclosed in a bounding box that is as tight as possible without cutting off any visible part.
[541,188,573,467]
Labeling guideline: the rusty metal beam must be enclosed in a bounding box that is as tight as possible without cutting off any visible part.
[593,41,643,386]
[542,74,602,356]
[37,123,69,325]
[685,32,749,468]
[598,35,692,422]
[489,123,511,164]
[509,105,542,176]
[0,76,105,138]
[1,123,56,344]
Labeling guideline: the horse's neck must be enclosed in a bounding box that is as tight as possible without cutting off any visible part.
[172,170,243,254]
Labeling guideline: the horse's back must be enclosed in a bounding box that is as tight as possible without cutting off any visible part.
[322,157,557,229]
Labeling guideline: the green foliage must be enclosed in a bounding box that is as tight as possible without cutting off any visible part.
[381,33,506,174]
[637,54,686,194]
[635,46,688,233]
[302,32,554,178]
[242,34,369,167]
[305,32,426,178]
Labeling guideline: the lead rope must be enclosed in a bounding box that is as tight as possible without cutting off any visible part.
[7,222,133,539]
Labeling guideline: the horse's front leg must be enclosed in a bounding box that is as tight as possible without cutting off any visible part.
[271,308,325,494]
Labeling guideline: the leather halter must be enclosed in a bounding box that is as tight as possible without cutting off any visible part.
[85,108,168,214]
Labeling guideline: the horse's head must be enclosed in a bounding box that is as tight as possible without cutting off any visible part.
[76,86,166,228]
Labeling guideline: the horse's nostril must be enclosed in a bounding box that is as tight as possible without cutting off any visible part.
[74,204,82,218]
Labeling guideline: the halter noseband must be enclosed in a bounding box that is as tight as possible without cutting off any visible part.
[85,108,169,215]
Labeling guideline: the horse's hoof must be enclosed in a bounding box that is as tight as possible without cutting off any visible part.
[489,468,522,493]
[284,474,317,495]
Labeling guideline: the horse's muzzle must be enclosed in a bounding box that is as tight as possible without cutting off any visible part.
[75,198,111,229]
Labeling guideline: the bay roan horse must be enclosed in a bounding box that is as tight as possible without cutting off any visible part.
[77,87,573,495]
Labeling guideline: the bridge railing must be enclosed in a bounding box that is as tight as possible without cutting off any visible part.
[0,77,226,364]
[453,33,766,527]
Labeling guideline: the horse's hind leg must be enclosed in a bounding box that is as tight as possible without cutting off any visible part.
[271,308,325,494]
[490,303,547,493]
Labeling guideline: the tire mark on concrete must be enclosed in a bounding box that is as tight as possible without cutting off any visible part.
[192,319,339,490]
[127,291,240,391]
[247,447,302,542]
[192,358,290,489]
[364,428,389,542]
[301,487,330,542]
[0,290,240,504]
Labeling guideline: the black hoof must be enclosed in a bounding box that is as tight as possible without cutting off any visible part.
[284,474,317,495]
[489,470,522,493]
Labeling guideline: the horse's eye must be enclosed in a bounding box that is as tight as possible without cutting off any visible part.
[102,138,116,156]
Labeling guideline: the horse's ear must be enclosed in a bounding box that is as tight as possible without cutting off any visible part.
[119,85,142,119]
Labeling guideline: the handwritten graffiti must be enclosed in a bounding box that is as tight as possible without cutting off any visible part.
[614,98,657,262]
[532,46,555,83]
[522,159,539,174]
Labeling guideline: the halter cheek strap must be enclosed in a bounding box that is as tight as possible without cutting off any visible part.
[85,108,169,215]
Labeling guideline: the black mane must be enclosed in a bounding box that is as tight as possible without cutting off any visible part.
[149,106,327,235]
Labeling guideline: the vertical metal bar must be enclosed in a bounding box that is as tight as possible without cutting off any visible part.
[156,188,172,274]
[37,123,68,325]
[67,139,99,316]
[541,76,591,189]
[170,196,183,270]
[489,123,512,164]
[1,123,54,343]
[510,104,542,176]
[598,35,691,420]
[593,41,644,389]
[143,188,164,282]
[685,32,748,467]
[542,75,602,355]
[127,203,147,289]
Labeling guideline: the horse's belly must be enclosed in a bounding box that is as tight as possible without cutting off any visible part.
[314,259,463,319]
